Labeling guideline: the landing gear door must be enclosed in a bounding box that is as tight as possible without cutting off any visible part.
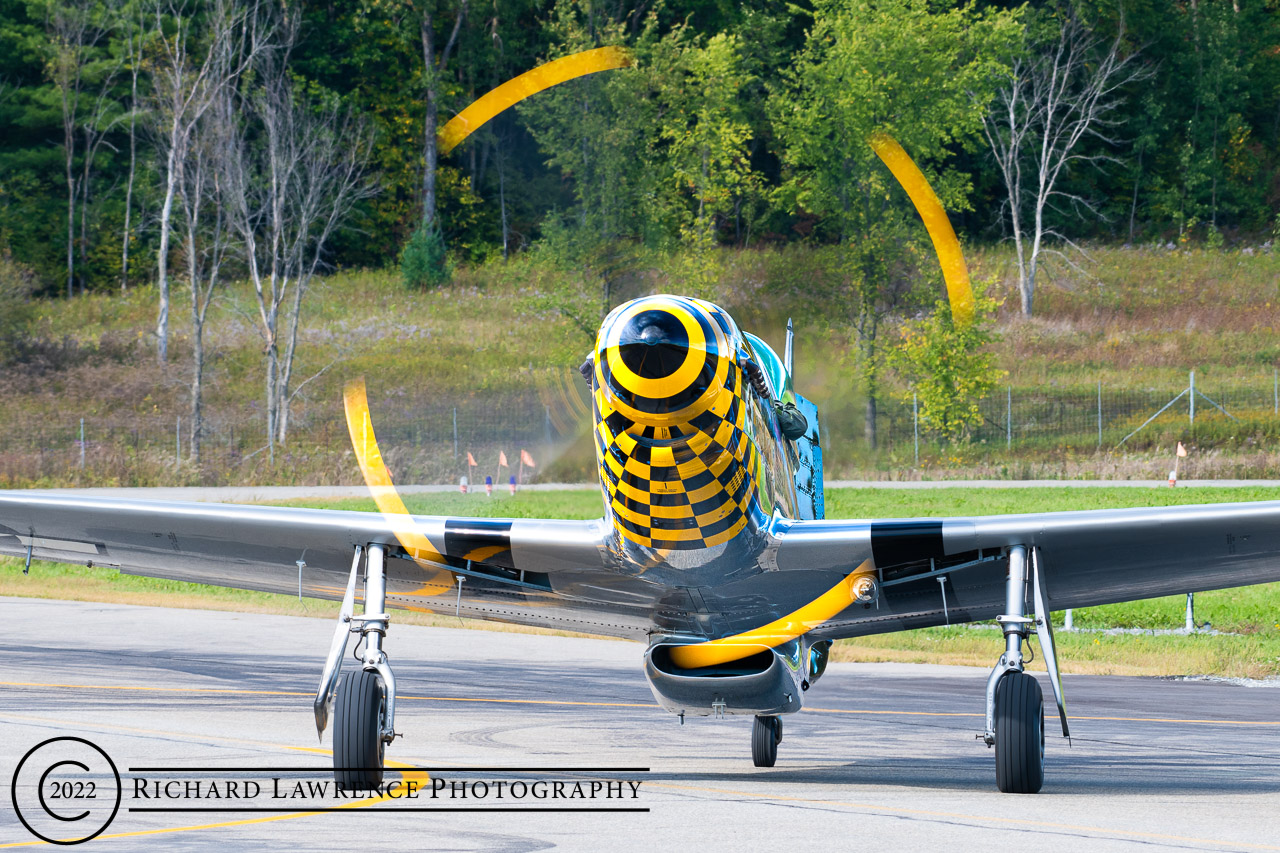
[792,393,824,521]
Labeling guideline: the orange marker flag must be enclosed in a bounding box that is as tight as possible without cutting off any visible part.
[520,449,536,468]
[498,450,509,467]
[466,451,477,467]
[1176,442,1188,457]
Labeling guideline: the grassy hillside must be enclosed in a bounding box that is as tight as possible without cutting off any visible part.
[4,485,1279,678]
[5,244,1280,487]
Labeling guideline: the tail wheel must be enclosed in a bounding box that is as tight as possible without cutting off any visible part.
[752,715,779,767]
[994,671,1045,794]
[334,669,385,791]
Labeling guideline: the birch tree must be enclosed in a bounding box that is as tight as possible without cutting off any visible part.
[981,12,1149,317]
[178,84,232,463]
[145,0,261,362]
[221,16,377,457]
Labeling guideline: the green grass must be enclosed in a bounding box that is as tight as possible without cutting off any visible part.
[300,490,605,518]
[838,626,1280,679]
[5,485,1280,677]
[11,245,1280,487]
[824,484,1280,516]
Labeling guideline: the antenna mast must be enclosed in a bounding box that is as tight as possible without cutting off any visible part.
[784,318,794,376]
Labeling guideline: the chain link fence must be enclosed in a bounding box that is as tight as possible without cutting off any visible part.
[872,375,1280,457]
[7,373,1280,485]
[0,392,587,486]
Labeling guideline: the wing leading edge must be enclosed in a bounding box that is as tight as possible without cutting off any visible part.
[8,491,1280,643]
[0,490,611,608]
[774,499,1280,641]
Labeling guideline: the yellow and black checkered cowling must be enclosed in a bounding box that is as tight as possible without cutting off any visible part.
[593,295,766,554]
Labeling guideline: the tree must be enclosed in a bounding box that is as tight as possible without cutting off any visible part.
[144,0,262,363]
[653,31,760,247]
[220,12,377,454]
[522,5,766,255]
[45,0,117,298]
[981,9,1149,317]
[177,78,231,464]
[518,1,656,247]
[418,0,466,229]
[72,18,121,297]
[527,217,646,344]
[118,0,145,291]
[400,217,449,289]
[772,0,1019,448]
[891,286,1004,444]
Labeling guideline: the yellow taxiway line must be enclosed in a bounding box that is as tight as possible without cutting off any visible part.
[3,690,1277,852]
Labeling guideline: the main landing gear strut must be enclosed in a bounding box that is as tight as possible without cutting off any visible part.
[314,543,399,789]
[982,544,1069,794]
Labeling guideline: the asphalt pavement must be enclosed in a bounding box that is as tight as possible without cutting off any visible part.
[2,597,1277,852]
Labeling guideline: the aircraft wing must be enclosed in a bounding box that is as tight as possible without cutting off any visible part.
[0,491,611,604]
[775,500,1280,640]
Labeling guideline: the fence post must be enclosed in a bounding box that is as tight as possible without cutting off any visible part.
[79,417,85,470]
[912,392,919,467]
[1185,592,1195,632]
[1097,382,1102,449]
[175,417,181,464]
[1006,386,1012,448]
[1064,608,1074,631]
[1189,370,1195,427]
[452,407,458,459]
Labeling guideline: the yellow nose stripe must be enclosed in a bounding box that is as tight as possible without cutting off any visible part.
[597,354,731,428]
[603,303,708,400]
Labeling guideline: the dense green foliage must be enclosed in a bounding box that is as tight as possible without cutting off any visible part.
[400,218,451,289]
[3,0,1279,298]
[4,0,1280,489]
[890,288,1004,442]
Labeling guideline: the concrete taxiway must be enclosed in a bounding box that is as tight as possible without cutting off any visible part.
[1,596,1278,852]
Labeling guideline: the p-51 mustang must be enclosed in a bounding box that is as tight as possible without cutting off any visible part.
[5,293,1280,795]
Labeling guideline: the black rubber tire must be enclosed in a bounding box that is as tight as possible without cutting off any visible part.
[334,669,385,791]
[752,715,779,767]
[994,670,1045,794]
